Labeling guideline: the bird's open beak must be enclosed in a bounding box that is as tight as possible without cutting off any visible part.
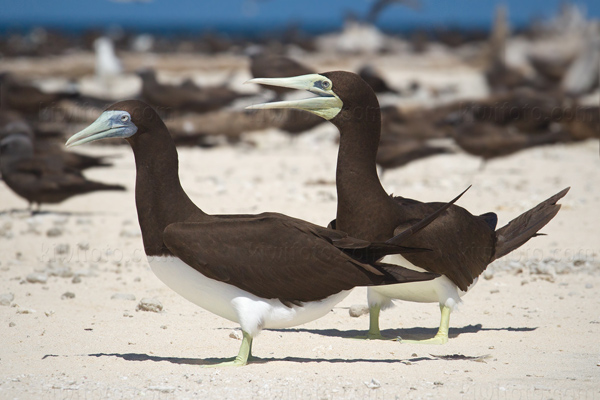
[66,111,136,148]
[245,74,342,120]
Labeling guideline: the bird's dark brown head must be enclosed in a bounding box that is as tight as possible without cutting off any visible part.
[135,68,158,83]
[320,71,380,130]
[66,100,167,148]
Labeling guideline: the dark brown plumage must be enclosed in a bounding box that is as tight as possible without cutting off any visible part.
[376,137,452,172]
[358,66,398,94]
[380,105,449,141]
[0,118,113,171]
[0,72,77,114]
[0,134,124,210]
[451,122,565,163]
[561,105,600,141]
[437,91,574,163]
[453,90,566,133]
[137,69,249,113]
[373,105,454,171]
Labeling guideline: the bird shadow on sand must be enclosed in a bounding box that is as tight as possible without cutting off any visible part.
[270,324,537,341]
[0,209,114,217]
[75,353,407,365]
[52,352,406,365]
[44,350,499,366]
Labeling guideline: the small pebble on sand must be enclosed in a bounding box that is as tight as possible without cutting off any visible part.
[55,244,70,255]
[349,304,369,317]
[136,297,163,312]
[46,227,63,237]
[0,293,15,306]
[26,273,48,284]
[111,293,136,301]
[61,292,75,300]
[364,379,381,389]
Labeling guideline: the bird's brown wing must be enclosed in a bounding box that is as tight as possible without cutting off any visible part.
[163,214,435,303]
[390,200,496,291]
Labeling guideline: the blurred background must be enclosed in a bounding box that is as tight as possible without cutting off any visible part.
[0,0,598,210]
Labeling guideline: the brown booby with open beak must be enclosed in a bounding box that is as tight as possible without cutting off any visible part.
[246,71,569,344]
[65,100,467,365]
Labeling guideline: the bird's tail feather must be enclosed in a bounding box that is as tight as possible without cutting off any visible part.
[378,262,438,284]
[492,187,569,261]
[83,182,126,193]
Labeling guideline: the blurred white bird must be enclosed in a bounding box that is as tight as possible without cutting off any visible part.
[94,37,122,80]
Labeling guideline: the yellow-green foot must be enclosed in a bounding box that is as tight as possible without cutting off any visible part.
[400,334,448,345]
[203,358,248,368]
[351,332,401,341]
[203,330,253,368]
[351,305,400,340]
[400,305,451,345]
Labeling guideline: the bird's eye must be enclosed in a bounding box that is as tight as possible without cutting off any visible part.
[321,81,331,89]
[121,115,129,122]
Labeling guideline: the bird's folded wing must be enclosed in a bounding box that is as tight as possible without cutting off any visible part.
[162,215,384,302]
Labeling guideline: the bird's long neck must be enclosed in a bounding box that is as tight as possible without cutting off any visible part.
[335,106,397,240]
[129,130,203,256]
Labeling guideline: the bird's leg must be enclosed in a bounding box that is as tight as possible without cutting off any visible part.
[478,159,487,172]
[353,304,399,340]
[401,304,450,345]
[204,330,253,367]
[31,203,42,215]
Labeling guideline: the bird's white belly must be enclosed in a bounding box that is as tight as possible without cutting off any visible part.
[148,256,350,336]
[369,254,475,308]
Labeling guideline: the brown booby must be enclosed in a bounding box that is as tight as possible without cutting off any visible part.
[0,118,113,171]
[0,133,124,211]
[380,105,450,141]
[0,72,78,115]
[376,136,452,173]
[358,66,399,95]
[65,100,465,365]
[246,71,569,344]
[137,69,249,114]
[450,121,565,168]
[437,91,571,167]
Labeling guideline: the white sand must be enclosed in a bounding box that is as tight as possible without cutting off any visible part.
[1,134,598,399]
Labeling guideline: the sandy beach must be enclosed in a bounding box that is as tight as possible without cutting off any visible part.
[1,98,599,399]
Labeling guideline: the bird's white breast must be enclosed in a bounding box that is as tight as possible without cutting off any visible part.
[147,255,350,337]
